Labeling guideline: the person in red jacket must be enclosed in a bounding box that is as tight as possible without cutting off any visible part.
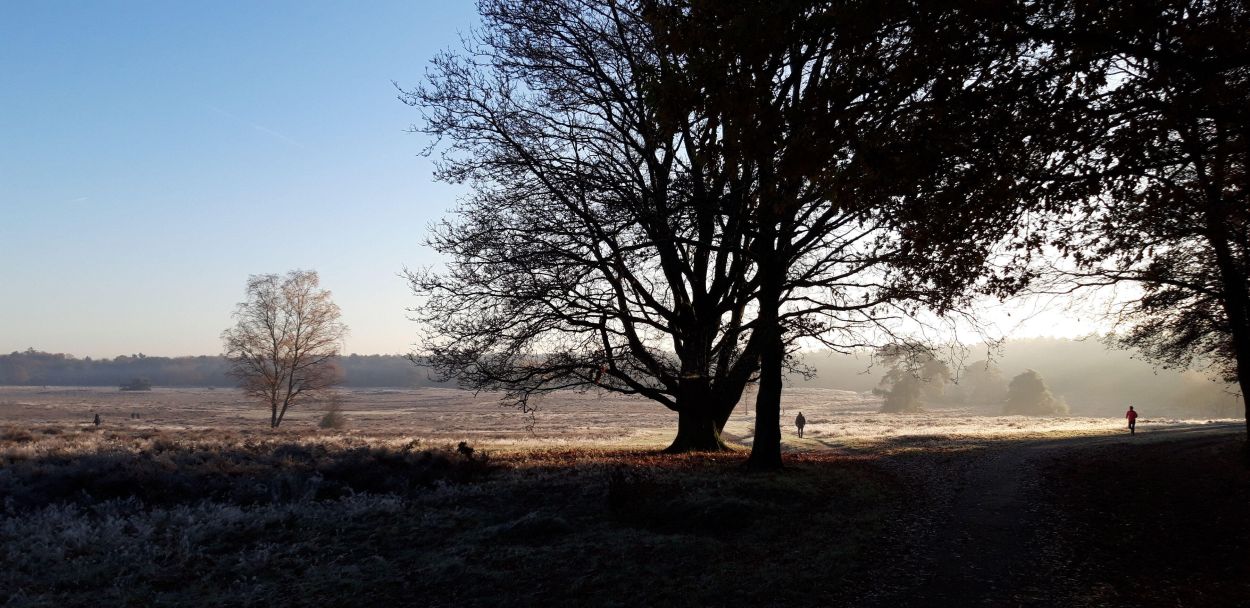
[1126,406,1138,435]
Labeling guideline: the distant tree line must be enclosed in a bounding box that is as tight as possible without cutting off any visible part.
[795,338,1241,418]
[0,349,447,389]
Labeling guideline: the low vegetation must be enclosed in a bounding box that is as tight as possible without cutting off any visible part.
[118,377,152,392]
[0,425,904,607]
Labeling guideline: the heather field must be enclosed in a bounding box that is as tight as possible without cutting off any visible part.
[1,387,1246,607]
[0,385,1184,448]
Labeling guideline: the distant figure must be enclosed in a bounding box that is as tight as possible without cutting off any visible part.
[93,413,101,427]
[1126,406,1138,435]
[795,411,806,438]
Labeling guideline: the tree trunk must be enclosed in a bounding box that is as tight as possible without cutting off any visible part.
[1235,355,1250,460]
[1212,258,1250,452]
[665,379,730,452]
[1203,203,1250,450]
[664,406,729,452]
[746,262,784,470]
[270,400,279,429]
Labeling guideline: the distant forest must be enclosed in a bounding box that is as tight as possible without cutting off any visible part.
[1,340,1240,418]
[0,350,448,389]
[791,337,1242,419]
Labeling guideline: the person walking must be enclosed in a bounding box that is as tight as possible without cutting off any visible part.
[795,411,806,438]
[1126,405,1138,435]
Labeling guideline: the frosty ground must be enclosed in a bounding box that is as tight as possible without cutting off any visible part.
[0,387,1246,607]
[0,385,1208,447]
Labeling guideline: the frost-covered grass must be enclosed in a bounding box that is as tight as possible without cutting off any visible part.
[0,384,1243,606]
[0,425,903,607]
[4,385,1234,450]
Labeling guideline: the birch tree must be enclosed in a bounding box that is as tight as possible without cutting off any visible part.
[222,270,347,428]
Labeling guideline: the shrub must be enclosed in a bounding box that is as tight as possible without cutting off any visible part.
[1003,369,1070,415]
[318,405,346,430]
[119,378,153,391]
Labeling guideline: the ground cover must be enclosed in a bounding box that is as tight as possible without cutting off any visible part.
[0,425,905,607]
[1,387,1245,606]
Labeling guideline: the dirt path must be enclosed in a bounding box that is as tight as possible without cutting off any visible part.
[861,423,1244,607]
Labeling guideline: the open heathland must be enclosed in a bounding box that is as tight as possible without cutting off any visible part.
[0,387,1246,607]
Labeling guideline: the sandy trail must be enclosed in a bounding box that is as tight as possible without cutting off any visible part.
[863,423,1244,607]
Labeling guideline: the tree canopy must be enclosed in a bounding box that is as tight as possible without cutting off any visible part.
[1033,0,1250,440]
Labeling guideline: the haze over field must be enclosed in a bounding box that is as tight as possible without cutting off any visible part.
[4,337,1241,420]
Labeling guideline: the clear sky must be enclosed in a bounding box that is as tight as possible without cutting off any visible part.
[0,1,1107,359]
[1,1,477,357]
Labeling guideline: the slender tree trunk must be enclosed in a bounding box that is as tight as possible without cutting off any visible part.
[665,379,729,452]
[1210,251,1250,450]
[275,392,294,429]
[1204,203,1250,450]
[746,259,784,470]
[270,399,279,429]
[1234,355,1250,458]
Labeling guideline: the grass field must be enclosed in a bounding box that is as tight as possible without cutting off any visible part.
[0,385,1168,447]
[1,386,1245,607]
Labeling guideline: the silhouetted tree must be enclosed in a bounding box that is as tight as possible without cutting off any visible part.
[1034,0,1250,442]
[959,359,1010,406]
[222,270,347,428]
[875,346,953,413]
[649,0,1063,468]
[403,0,769,452]
[1004,369,1069,415]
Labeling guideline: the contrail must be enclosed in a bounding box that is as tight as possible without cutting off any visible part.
[204,103,304,148]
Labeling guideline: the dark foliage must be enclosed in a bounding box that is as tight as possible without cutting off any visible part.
[405,1,1072,464]
[1034,0,1250,436]
[648,0,1070,467]
[119,377,152,391]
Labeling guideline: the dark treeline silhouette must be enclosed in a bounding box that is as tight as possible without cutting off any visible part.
[0,349,446,389]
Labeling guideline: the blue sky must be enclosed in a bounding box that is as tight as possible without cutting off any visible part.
[1,1,477,357]
[0,1,1105,359]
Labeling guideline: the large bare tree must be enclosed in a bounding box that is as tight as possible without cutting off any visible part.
[222,270,347,428]
[405,0,1064,461]
[649,0,1067,467]
[403,0,767,452]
